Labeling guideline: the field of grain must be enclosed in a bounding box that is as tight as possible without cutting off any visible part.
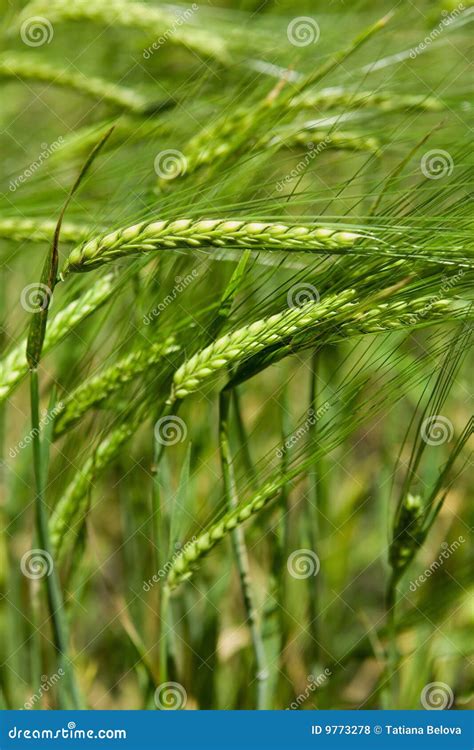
[0,0,472,711]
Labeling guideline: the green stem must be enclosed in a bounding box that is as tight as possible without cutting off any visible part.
[159,585,170,688]
[152,438,169,689]
[0,302,10,706]
[29,369,81,709]
[306,352,322,658]
[152,429,177,689]
[385,573,399,708]
[30,581,42,708]
[219,390,268,709]
[154,399,178,467]
[232,389,258,491]
[150,447,162,678]
[0,471,12,707]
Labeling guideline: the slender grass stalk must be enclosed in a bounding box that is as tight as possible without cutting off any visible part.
[232,389,258,492]
[22,125,116,708]
[150,436,169,688]
[260,389,291,708]
[29,371,81,708]
[384,572,399,707]
[305,351,322,661]
[151,437,188,691]
[20,129,107,595]
[29,580,42,709]
[159,584,171,689]
[219,390,268,709]
[0,273,10,708]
